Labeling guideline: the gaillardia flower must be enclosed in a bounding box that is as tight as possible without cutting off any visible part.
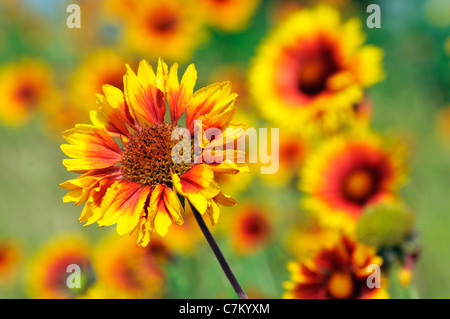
[283,236,389,299]
[0,58,55,127]
[26,235,93,299]
[249,5,384,135]
[60,58,245,247]
[299,130,407,230]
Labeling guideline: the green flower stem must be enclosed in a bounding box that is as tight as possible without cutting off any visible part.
[188,201,248,299]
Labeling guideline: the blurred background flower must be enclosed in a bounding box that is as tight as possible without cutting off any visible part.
[0,0,449,299]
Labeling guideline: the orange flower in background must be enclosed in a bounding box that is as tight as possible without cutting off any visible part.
[0,239,22,284]
[26,235,93,299]
[283,236,389,299]
[92,233,165,298]
[119,0,206,62]
[249,5,384,136]
[299,130,407,230]
[198,0,261,32]
[228,203,272,255]
[0,58,56,127]
[70,49,130,113]
[60,58,246,247]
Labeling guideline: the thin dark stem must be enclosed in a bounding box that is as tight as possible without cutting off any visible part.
[188,201,248,299]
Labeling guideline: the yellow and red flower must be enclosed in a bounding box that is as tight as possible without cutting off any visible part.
[283,235,389,299]
[119,0,206,62]
[92,233,165,298]
[26,235,93,299]
[299,130,407,230]
[60,58,246,247]
[198,0,261,32]
[0,239,22,284]
[249,5,384,136]
[0,58,56,127]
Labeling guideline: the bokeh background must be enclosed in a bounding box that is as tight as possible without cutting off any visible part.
[0,0,449,299]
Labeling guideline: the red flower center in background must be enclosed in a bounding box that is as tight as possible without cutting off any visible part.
[121,123,192,187]
[342,168,379,205]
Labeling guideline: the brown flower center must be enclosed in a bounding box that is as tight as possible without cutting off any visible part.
[121,123,192,188]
